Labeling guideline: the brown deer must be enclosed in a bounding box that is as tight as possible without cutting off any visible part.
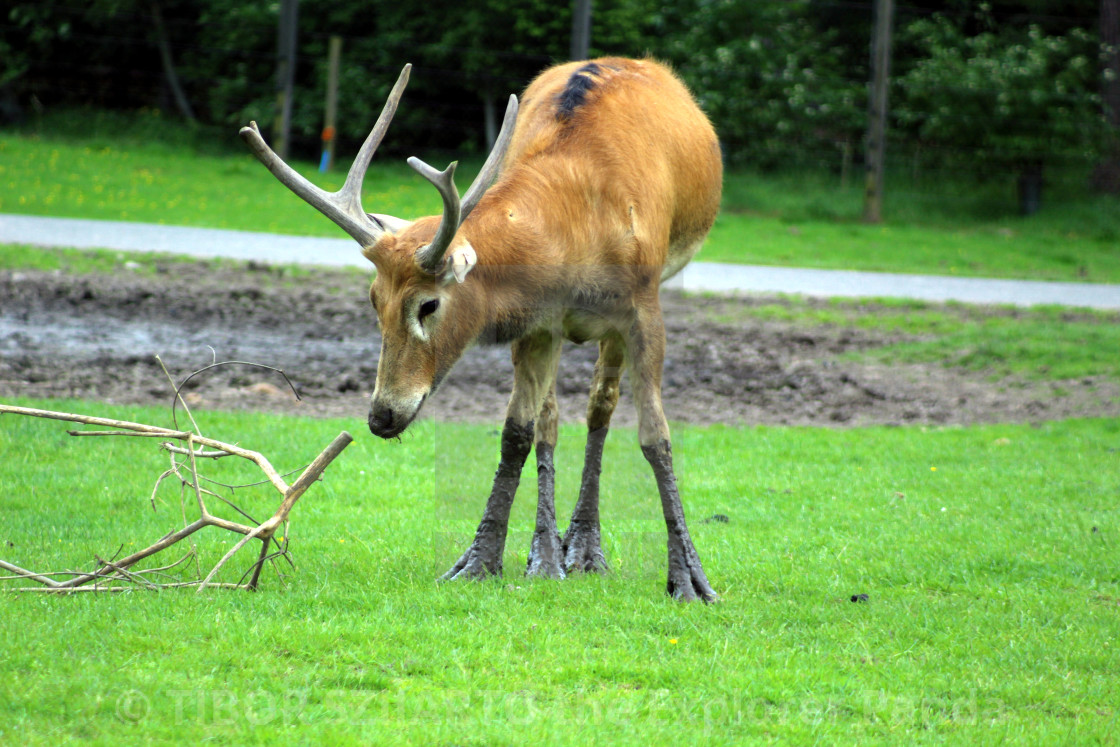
[240,58,721,601]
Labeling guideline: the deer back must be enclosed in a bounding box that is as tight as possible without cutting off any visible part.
[479,58,723,279]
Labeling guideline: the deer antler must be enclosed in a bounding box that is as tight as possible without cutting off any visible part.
[462,94,519,220]
[411,94,520,274]
[410,158,462,274]
[240,64,519,271]
[239,64,413,250]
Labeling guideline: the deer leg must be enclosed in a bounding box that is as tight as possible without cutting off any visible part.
[442,331,561,582]
[526,375,565,579]
[626,294,718,603]
[562,334,624,574]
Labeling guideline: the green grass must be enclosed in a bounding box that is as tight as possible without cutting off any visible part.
[706,170,1120,282]
[0,242,178,275]
[700,295,1120,381]
[865,311,1120,380]
[703,213,1120,283]
[1,400,1118,743]
[0,243,345,284]
[4,109,1120,282]
[0,127,447,236]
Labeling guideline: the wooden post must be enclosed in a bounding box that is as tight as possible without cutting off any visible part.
[320,35,341,173]
[863,0,894,223]
[272,0,299,161]
[571,0,592,61]
[483,91,497,149]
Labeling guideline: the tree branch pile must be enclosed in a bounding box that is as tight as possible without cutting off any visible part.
[0,394,351,594]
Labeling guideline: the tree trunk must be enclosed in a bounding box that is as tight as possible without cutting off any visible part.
[272,0,299,161]
[863,0,894,223]
[150,0,195,122]
[1102,0,1120,130]
[483,91,497,149]
[1018,161,1044,216]
[570,0,592,61]
[1091,0,1120,193]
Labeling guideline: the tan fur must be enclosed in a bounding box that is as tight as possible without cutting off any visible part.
[366,57,722,433]
[247,57,722,597]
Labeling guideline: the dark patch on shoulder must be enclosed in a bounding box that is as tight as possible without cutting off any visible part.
[479,309,538,346]
[555,62,603,123]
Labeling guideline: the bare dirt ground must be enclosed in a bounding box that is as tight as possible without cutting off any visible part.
[2,260,1117,429]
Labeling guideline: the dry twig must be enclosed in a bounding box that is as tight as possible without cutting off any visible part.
[0,403,351,594]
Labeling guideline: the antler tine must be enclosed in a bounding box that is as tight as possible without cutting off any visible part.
[407,93,519,274]
[337,64,412,217]
[461,94,520,221]
[408,157,461,274]
[238,64,412,249]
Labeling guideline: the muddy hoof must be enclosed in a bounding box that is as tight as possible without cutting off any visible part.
[525,530,566,579]
[440,544,502,582]
[562,521,608,574]
[667,572,719,603]
[563,544,608,574]
[666,547,718,603]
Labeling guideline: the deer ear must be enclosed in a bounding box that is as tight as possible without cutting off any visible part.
[447,243,477,284]
[367,213,412,236]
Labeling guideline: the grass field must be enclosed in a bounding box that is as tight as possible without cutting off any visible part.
[706,295,1120,382]
[3,109,1120,744]
[3,109,1120,282]
[1,399,1118,744]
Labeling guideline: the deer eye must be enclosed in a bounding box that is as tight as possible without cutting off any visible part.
[418,298,440,321]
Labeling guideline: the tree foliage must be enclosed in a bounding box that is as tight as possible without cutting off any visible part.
[894,14,1105,171]
[0,0,1112,173]
[652,0,865,169]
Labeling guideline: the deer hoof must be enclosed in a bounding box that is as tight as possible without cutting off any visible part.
[525,531,566,579]
[561,521,608,574]
[440,544,502,582]
[666,552,718,603]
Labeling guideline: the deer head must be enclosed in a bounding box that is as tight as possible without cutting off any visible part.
[240,64,519,437]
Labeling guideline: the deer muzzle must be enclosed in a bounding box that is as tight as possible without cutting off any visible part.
[367,394,425,439]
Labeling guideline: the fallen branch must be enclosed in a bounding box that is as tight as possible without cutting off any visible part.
[0,403,352,593]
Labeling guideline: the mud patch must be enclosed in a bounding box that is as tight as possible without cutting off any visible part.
[1,262,1117,428]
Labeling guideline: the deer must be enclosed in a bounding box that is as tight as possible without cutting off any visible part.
[239,57,722,602]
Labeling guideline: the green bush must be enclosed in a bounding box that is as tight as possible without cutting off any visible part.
[0,0,1109,173]
[894,15,1106,175]
[654,0,865,169]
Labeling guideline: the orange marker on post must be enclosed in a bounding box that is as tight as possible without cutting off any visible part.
[319,126,336,172]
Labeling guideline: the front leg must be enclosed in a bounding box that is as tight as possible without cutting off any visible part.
[443,330,561,582]
[441,417,534,580]
[526,384,565,579]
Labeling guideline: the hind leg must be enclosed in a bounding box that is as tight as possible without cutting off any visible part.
[562,333,625,573]
[526,365,566,578]
[626,289,716,602]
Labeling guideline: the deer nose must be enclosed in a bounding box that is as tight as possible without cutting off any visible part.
[368,403,402,438]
